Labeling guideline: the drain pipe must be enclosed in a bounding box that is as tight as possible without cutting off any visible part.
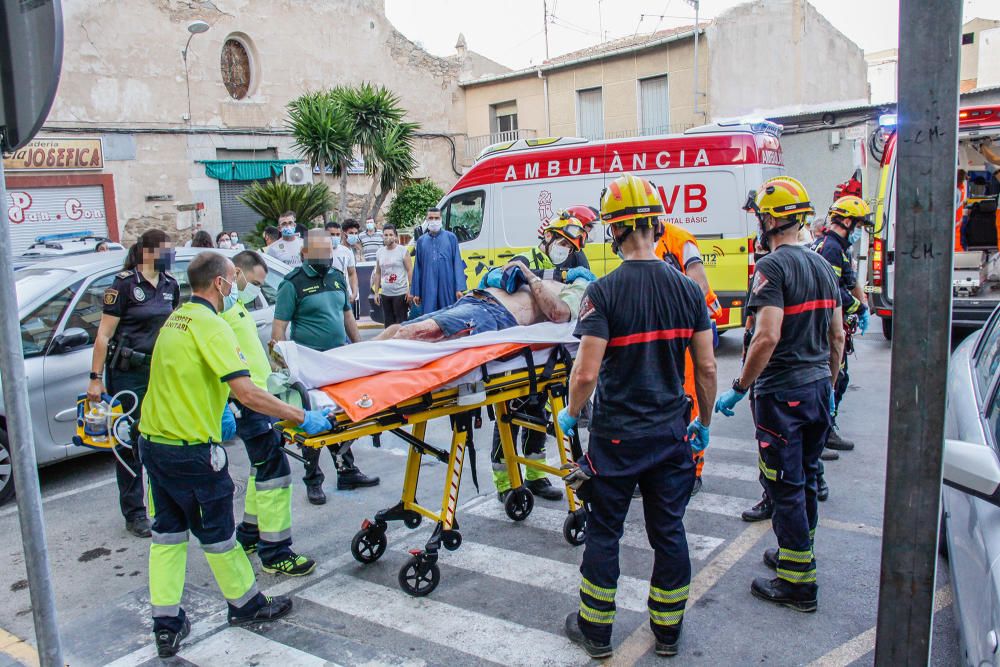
[537,68,551,137]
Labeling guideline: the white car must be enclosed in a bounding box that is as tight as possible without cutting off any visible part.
[0,247,291,505]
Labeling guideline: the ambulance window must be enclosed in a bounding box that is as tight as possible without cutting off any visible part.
[443,191,485,242]
[975,311,1000,397]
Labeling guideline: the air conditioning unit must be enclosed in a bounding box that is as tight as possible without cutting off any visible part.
[283,163,313,185]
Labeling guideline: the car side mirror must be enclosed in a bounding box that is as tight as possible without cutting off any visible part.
[943,438,1000,506]
[49,327,90,354]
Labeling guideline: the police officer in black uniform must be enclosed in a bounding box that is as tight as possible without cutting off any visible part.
[715,177,844,612]
[558,174,717,659]
[89,229,179,538]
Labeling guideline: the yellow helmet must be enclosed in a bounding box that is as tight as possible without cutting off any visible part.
[745,176,814,220]
[828,195,873,226]
[600,173,664,227]
[540,212,587,250]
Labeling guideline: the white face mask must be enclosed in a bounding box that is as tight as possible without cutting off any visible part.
[547,243,571,266]
[427,219,442,233]
[218,237,232,249]
[366,222,376,232]
[238,282,261,305]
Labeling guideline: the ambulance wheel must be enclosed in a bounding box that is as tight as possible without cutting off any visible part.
[350,528,387,564]
[442,530,462,551]
[504,487,534,522]
[562,509,587,546]
[404,513,422,529]
[0,430,13,507]
[398,555,440,597]
[882,317,892,341]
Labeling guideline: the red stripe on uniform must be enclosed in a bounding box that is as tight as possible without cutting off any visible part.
[607,328,694,347]
[783,299,836,315]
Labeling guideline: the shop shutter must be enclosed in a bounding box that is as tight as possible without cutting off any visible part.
[640,75,670,136]
[219,178,270,237]
[577,87,605,141]
[5,185,109,254]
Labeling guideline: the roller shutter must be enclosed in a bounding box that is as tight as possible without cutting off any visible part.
[5,185,110,254]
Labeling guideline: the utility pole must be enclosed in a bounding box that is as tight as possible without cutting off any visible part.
[542,0,550,60]
[873,0,961,663]
[684,0,701,119]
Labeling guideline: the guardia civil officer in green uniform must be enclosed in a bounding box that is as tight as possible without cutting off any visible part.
[223,250,316,576]
[272,228,378,506]
[139,251,333,658]
[89,229,178,538]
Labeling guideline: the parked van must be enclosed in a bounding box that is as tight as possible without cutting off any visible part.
[435,121,786,330]
[868,105,1000,339]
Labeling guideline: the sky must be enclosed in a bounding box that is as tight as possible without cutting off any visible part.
[385,0,1000,70]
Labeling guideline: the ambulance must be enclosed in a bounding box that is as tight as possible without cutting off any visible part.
[868,105,1000,339]
[435,121,786,330]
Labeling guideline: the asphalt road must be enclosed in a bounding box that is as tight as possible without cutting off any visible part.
[0,323,964,666]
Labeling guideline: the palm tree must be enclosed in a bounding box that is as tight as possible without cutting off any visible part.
[365,120,420,221]
[286,90,352,220]
[238,180,333,223]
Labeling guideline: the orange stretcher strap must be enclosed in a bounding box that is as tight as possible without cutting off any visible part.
[321,342,528,422]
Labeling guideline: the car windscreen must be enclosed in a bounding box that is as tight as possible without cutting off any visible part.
[16,268,74,307]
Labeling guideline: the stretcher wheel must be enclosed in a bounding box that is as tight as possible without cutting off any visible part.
[404,513,422,529]
[351,528,387,564]
[442,530,462,551]
[398,554,440,597]
[562,509,587,546]
[504,487,534,522]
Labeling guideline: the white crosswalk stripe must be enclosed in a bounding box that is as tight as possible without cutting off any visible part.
[688,491,752,518]
[182,627,333,667]
[449,541,650,611]
[300,574,586,666]
[465,499,725,561]
[699,461,759,482]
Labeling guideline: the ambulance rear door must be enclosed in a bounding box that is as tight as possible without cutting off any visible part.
[438,185,494,289]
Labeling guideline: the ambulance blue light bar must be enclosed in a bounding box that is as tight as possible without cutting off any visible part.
[879,114,898,128]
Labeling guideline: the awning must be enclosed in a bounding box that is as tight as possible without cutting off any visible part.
[198,159,299,181]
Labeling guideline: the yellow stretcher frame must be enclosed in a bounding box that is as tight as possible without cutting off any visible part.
[275,351,586,597]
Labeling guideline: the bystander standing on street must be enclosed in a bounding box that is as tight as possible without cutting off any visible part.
[326,221,360,303]
[372,224,412,327]
[359,218,384,261]
[411,207,465,313]
[266,211,304,267]
[262,226,280,250]
[191,231,214,248]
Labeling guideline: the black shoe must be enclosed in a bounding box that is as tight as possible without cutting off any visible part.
[497,489,511,504]
[750,577,817,612]
[337,468,380,490]
[262,552,317,577]
[155,616,190,658]
[690,476,703,498]
[563,612,613,659]
[741,496,773,522]
[817,475,829,502]
[306,485,327,505]
[654,630,681,657]
[228,595,293,626]
[126,517,152,538]
[820,448,840,461]
[527,478,563,501]
[763,548,778,570]
[240,540,258,555]
[826,429,855,451]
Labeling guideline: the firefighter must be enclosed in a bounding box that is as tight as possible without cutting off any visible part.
[558,174,717,658]
[654,221,724,496]
[490,213,595,503]
[715,176,844,612]
[813,196,872,454]
[138,252,333,657]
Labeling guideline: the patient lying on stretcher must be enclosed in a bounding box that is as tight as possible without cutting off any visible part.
[376,260,593,342]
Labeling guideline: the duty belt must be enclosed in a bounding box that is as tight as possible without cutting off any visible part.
[140,434,197,447]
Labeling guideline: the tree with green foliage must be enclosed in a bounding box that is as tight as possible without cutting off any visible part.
[286,89,352,221]
[386,180,445,231]
[238,180,333,246]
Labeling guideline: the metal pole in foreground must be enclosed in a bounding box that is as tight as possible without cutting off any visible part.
[0,157,64,665]
[874,0,961,663]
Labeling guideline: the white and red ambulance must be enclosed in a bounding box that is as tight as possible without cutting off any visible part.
[436,121,786,330]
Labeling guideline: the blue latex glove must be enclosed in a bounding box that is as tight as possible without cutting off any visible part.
[565,267,597,284]
[478,267,503,290]
[221,406,236,441]
[714,387,747,417]
[557,407,578,437]
[711,320,719,349]
[687,417,710,452]
[858,305,870,335]
[829,386,837,417]
[300,408,334,436]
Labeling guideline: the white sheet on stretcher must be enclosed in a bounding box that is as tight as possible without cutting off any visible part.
[274,321,578,389]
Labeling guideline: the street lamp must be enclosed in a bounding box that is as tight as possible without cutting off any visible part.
[181,20,210,123]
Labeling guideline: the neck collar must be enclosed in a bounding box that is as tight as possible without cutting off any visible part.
[191,295,217,314]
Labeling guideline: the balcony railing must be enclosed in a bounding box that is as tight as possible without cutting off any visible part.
[464,129,538,161]
[603,125,696,139]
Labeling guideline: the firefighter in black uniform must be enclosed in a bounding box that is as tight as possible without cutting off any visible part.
[715,176,844,611]
[88,229,179,538]
[558,174,717,659]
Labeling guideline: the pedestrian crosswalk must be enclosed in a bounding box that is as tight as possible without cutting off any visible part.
[182,627,334,667]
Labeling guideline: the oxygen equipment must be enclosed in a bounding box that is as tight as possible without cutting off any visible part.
[73,390,139,476]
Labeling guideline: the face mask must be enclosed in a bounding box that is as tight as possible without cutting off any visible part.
[218,238,232,249]
[281,225,296,237]
[230,234,239,243]
[152,249,174,273]
[427,220,442,233]
[331,235,341,247]
[848,228,861,245]
[219,278,237,312]
[347,234,359,245]
[238,283,261,305]
[366,222,376,232]
[306,257,332,275]
[547,243,571,266]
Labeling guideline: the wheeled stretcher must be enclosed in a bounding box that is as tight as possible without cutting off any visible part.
[274,338,587,597]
